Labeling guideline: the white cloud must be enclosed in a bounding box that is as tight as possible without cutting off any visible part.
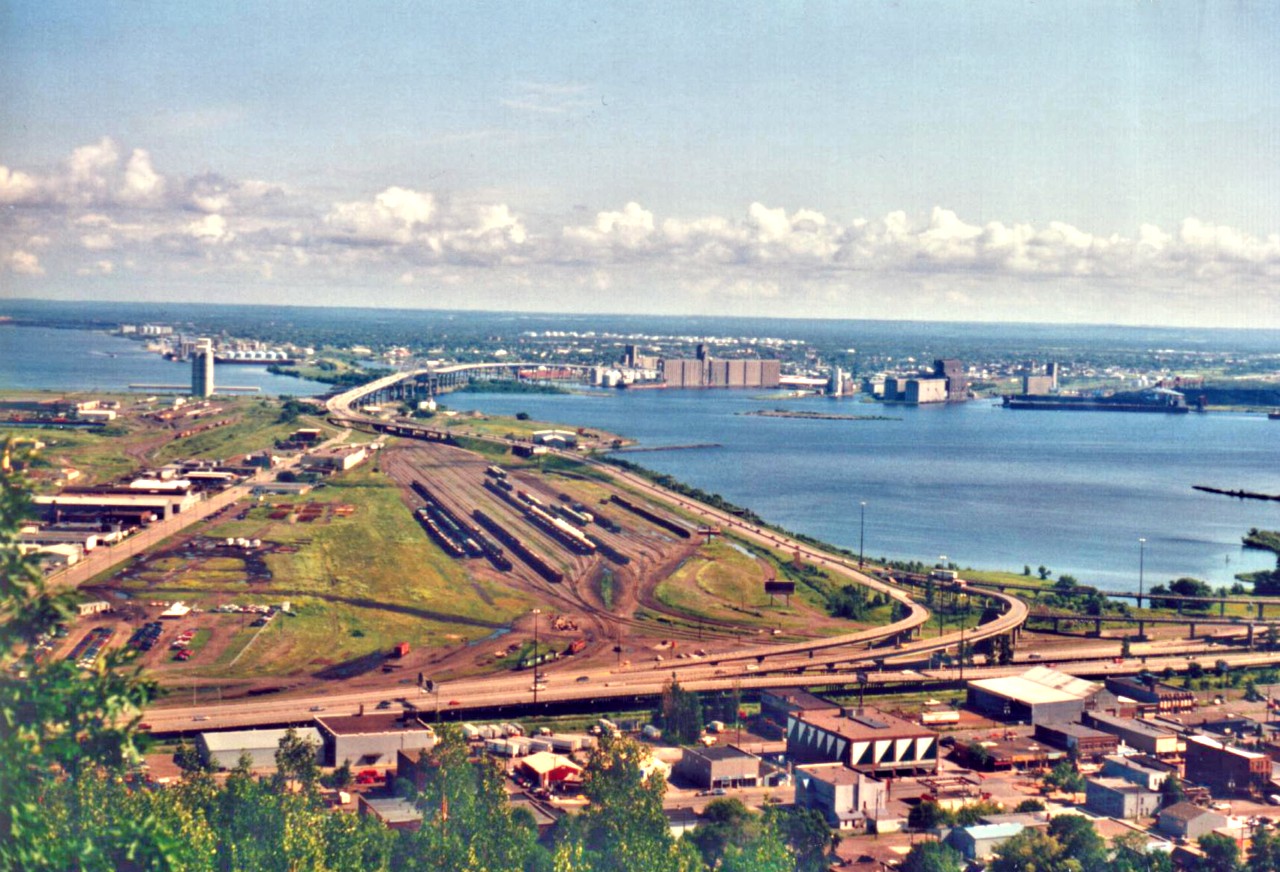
[326,186,436,244]
[188,214,230,241]
[6,250,45,276]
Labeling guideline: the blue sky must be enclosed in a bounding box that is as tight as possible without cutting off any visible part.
[3,1,1278,326]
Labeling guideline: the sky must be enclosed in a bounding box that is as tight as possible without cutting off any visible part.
[2,1,1279,327]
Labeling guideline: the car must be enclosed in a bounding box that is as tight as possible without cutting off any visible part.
[710,788,727,796]
[376,700,392,709]
[193,715,209,722]
[531,683,547,692]
[447,700,460,706]
[309,705,324,711]
[576,675,590,683]
[138,723,152,731]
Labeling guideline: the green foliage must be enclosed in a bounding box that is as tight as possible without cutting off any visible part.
[1048,814,1107,872]
[1043,760,1085,794]
[761,806,832,872]
[828,583,870,619]
[1250,824,1280,872]
[1160,772,1186,808]
[1195,832,1243,872]
[901,841,963,872]
[1112,830,1174,872]
[658,678,705,745]
[1013,798,1045,813]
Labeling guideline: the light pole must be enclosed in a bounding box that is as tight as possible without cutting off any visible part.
[532,608,541,704]
[859,501,866,569]
[1138,538,1146,610]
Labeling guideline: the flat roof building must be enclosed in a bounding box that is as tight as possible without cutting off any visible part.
[676,745,760,790]
[1085,777,1161,820]
[1034,722,1119,761]
[358,796,422,832]
[1158,802,1229,841]
[794,764,886,830]
[948,823,1026,861]
[316,714,436,767]
[786,706,938,776]
[1184,734,1271,795]
[197,727,323,770]
[1106,676,1197,714]
[1083,713,1182,757]
[967,667,1099,725]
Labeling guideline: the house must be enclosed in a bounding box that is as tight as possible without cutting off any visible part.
[1157,801,1229,841]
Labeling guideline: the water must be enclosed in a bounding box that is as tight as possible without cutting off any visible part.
[454,388,1280,590]
[0,325,331,396]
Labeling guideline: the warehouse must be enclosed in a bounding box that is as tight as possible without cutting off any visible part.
[316,714,436,767]
[966,667,1099,725]
[197,727,323,770]
[676,745,760,790]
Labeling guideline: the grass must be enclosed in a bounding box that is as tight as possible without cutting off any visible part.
[153,403,334,464]
[15,425,144,490]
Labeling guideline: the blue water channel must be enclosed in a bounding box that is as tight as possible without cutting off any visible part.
[452,388,1280,591]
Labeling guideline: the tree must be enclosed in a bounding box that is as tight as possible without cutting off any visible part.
[900,841,963,872]
[1196,832,1243,872]
[1043,760,1085,794]
[1250,824,1280,872]
[908,800,951,830]
[274,726,321,792]
[1160,772,1186,808]
[963,740,993,769]
[691,798,757,868]
[990,829,1070,872]
[1048,814,1106,872]
[1038,565,1051,580]
[658,677,704,745]
[1023,565,1032,576]
[1014,798,1045,813]
[762,806,831,872]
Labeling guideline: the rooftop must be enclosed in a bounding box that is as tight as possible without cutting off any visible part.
[969,666,1098,705]
[685,744,755,763]
[1161,801,1221,823]
[959,823,1025,840]
[794,706,934,741]
[1087,713,1177,739]
[361,796,422,825]
[797,763,880,787]
[200,727,322,753]
[1088,776,1158,796]
[1039,722,1115,740]
[761,689,841,713]
[316,713,433,736]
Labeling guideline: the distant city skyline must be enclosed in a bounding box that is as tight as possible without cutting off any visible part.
[2,2,1278,328]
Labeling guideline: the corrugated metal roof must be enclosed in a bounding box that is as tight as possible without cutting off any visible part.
[199,727,322,753]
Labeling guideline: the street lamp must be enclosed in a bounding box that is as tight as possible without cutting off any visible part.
[859,501,866,569]
[1138,538,1146,610]
[532,608,542,705]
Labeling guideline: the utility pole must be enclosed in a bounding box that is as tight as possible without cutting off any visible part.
[532,608,541,705]
[1138,537,1146,610]
[859,501,866,569]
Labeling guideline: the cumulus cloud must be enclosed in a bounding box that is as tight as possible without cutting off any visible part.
[2,137,1279,322]
[6,249,45,276]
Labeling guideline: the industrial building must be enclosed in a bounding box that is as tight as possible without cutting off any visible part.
[759,689,841,736]
[1184,734,1271,795]
[516,752,585,791]
[33,483,202,524]
[966,667,1099,725]
[1034,722,1119,761]
[676,745,760,790]
[357,796,422,832]
[1105,676,1197,714]
[192,338,215,398]
[1084,777,1161,819]
[315,714,436,767]
[785,706,938,776]
[932,359,968,401]
[300,446,368,473]
[658,345,780,389]
[794,764,886,829]
[1083,713,1182,758]
[197,727,324,770]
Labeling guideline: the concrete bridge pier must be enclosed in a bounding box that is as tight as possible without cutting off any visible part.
[1188,622,1196,639]
[1247,624,1255,649]
[1092,618,1102,637]
[1259,602,1267,620]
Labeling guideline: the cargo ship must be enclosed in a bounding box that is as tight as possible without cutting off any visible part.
[1002,387,1189,413]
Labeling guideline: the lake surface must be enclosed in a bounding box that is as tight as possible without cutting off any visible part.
[0,325,330,396]
[454,388,1280,590]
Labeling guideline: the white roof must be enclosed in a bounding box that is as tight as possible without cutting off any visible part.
[520,751,582,775]
[970,666,1098,705]
[159,602,191,618]
[200,727,322,753]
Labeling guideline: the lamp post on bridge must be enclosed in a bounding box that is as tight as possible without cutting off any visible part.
[531,608,541,705]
